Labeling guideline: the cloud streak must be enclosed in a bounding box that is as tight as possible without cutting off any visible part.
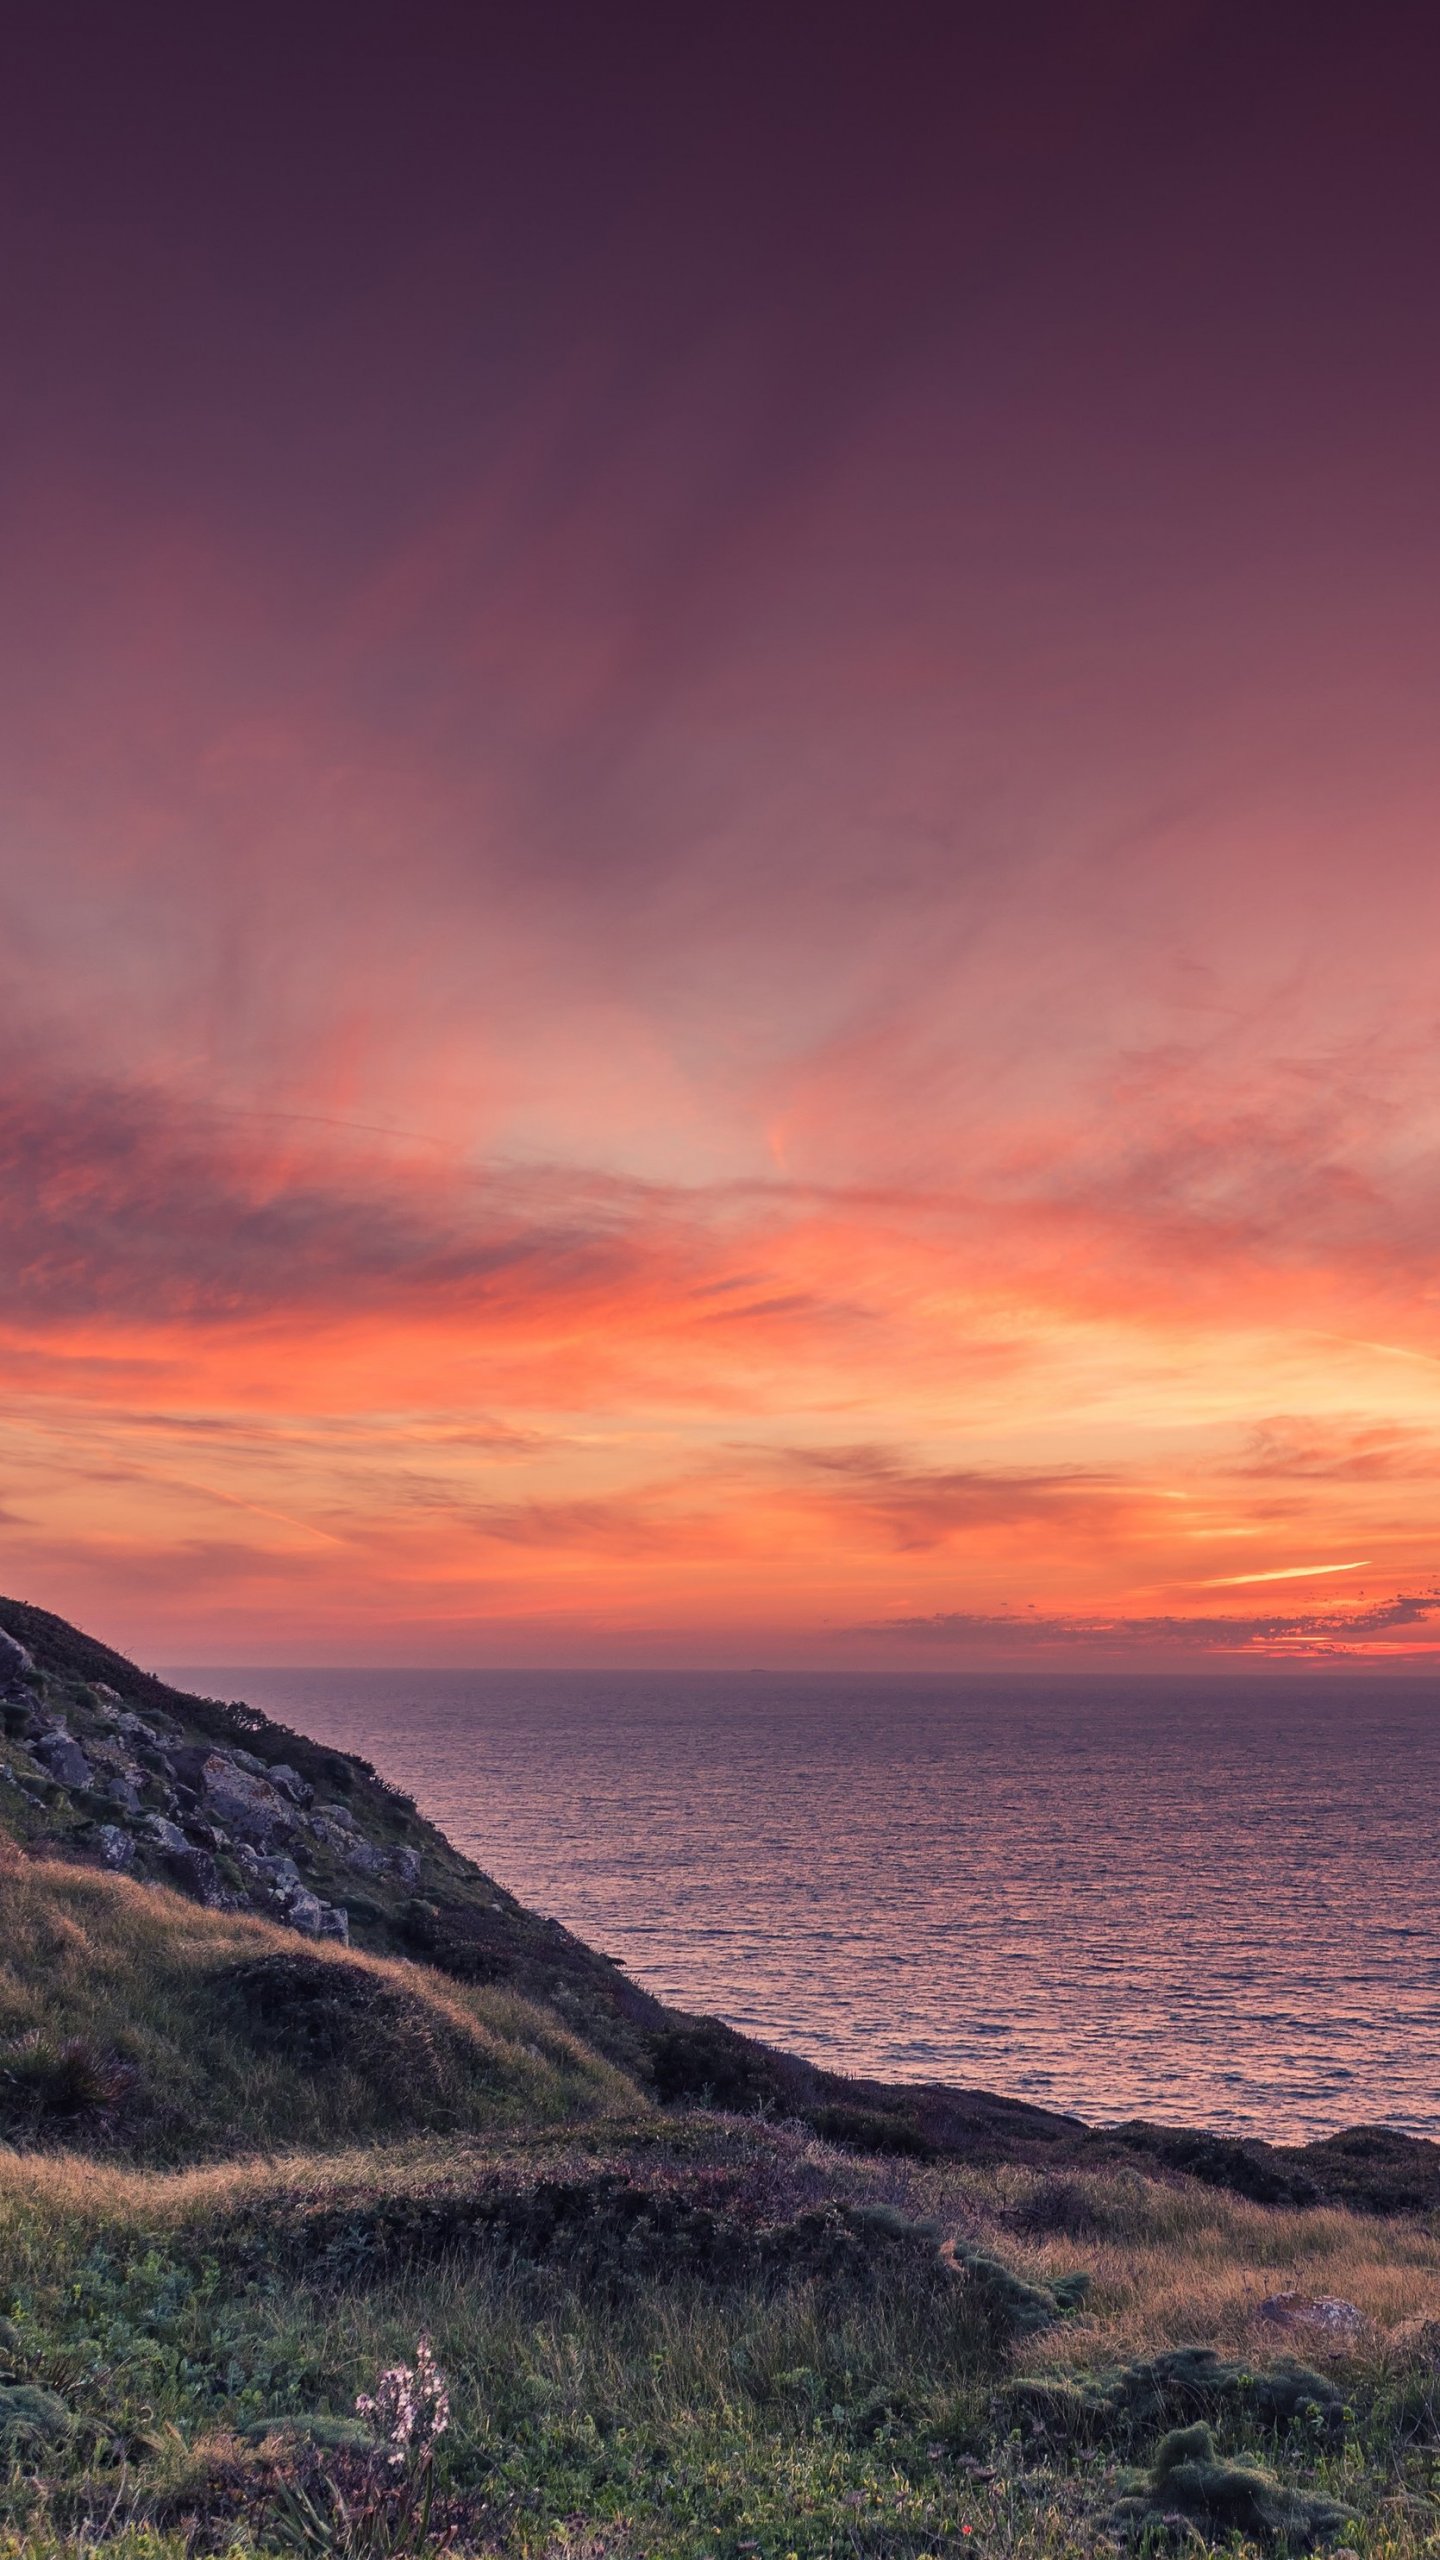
[874,1591,1440,1661]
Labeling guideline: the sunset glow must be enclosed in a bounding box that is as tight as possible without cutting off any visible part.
[4,8,1439,1666]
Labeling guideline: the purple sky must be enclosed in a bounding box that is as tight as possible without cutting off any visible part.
[5,5,1440,1662]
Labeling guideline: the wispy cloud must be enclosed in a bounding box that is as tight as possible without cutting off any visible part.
[1230,1417,1440,1482]
[781,1442,1121,1550]
[873,1590,1440,1659]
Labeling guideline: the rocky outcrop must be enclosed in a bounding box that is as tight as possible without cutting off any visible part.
[0,1641,354,1946]
[169,1747,297,1843]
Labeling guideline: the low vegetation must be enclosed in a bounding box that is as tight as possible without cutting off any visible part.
[4,1598,1440,2556]
[6,2127,1440,2557]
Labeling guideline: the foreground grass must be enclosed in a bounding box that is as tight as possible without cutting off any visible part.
[4,2123,1440,2558]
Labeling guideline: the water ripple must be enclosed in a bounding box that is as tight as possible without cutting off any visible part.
[170,1668,1440,2143]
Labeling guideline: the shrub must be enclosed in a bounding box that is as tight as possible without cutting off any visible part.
[0,2383,71,2450]
[944,2240,1090,2348]
[1108,2345,1345,2439]
[0,2031,136,2140]
[1112,2419,1354,2546]
[1005,2176,1110,2238]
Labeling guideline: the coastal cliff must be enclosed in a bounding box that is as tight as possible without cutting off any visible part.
[0,1593,1435,2214]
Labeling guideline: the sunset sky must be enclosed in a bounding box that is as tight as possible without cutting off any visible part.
[4,3,1440,1666]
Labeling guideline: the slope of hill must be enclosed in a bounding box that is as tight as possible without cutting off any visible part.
[0,1593,1079,2160]
[3,1593,1440,2218]
[0,1847,638,2162]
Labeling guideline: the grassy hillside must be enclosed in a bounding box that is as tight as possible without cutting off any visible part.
[8,1591,1439,2215]
[3,2118,1440,2558]
[0,1594,1103,2168]
[0,1847,639,2161]
[0,1594,664,2076]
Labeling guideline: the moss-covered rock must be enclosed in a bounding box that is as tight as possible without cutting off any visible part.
[1004,2345,1345,2455]
[1112,2419,1354,2546]
[998,2375,1113,2446]
[1109,2345,1345,2438]
[945,2240,1089,2345]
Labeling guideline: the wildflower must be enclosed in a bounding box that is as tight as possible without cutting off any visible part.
[355,2333,450,2466]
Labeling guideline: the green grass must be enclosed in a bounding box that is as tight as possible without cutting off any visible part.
[3,2120,1440,2557]
[4,1855,1440,2560]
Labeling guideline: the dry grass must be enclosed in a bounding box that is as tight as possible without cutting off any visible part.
[10,2115,1440,2367]
[831,2151,1440,2371]
[0,1850,642,2160]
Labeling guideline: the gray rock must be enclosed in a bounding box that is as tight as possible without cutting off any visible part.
[230,1748,267,1775]
[266,1762,314,1805]
[87,1734,131,1770]
[164,1846,228,1908]
[105,1776,143,1813]
[95,1824,136,1868]
[31,1731,93,1790]
[140,1813,189,1854]
[279,1884,326,1935]
[0,1628,36,1679]
[342,1836,387,1876]
[390,1846,422,1887]
[314,1799,357,1830]
[116,1711,158,1744]
[254,1854,302,1888]
[309,1813,358,1855]
[194,1751,296,1842]
[316,1902,350,1942]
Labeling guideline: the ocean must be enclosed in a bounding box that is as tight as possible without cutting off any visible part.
[165,1668,1439,2144]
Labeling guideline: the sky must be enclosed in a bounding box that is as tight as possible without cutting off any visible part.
[3,0,1440,1667]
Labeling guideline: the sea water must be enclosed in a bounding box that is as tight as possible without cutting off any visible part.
[163,1669,1440,2143]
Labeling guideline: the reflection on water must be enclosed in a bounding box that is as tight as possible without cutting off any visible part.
[166,1668,1440,2142]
